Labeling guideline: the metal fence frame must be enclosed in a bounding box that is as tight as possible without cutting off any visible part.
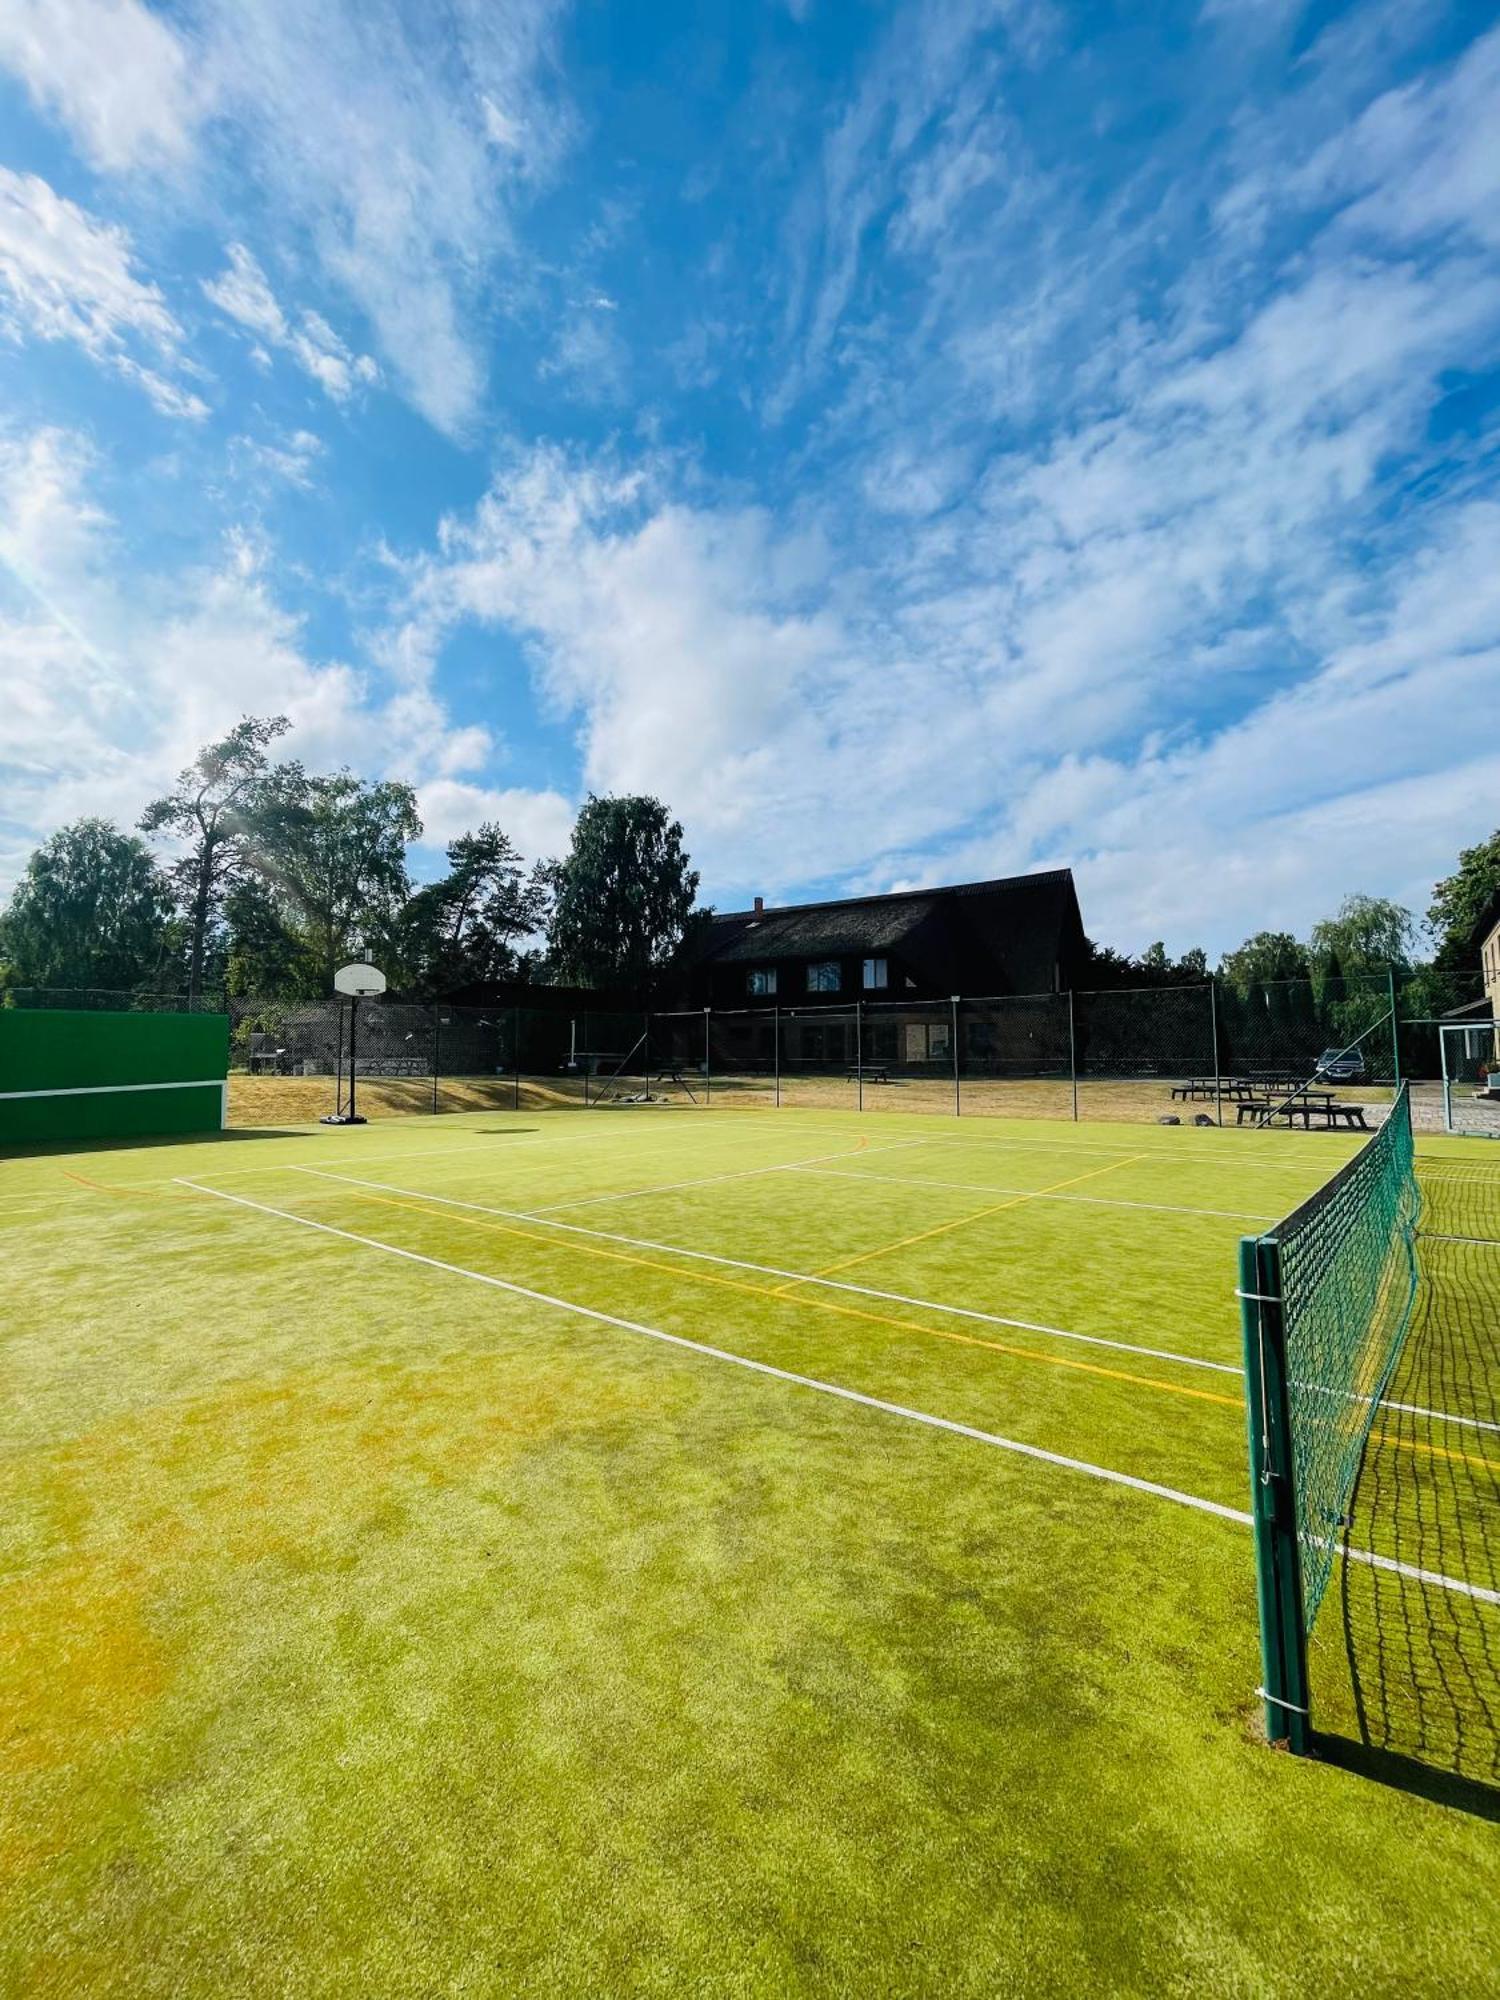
[3,971,1487,1127]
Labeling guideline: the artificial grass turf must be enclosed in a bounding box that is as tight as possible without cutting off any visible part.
[2,1108,1498,1995]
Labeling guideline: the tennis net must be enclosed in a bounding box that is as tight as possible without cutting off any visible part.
[1239,1083,1421,1749]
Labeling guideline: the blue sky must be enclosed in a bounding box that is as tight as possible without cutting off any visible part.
[1,0,1497,958]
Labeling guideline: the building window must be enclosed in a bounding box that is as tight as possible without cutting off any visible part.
[904,1021,951,1062]
[862,957,888,991]
[747,967,777,998]
[806,961,841,993]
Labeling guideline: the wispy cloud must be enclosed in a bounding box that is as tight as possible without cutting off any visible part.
[0,0,202,172]
[1,0,574,436]
[0,425,569,891]
[202,244,378,403]
[0,167,208,418]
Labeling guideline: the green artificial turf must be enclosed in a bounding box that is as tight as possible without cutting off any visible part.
[2,1105,1497,1996]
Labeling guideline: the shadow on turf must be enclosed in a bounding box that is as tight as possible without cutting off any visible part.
[1312,1735,1500,1821]
[1,1126,306,1162]
[1323,1195,1500,1819]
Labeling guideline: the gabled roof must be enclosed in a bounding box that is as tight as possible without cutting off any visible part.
[697,869,1082,996]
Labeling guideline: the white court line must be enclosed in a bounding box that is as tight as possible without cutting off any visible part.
[1421,1231,1500,1249]
[292,1166,1500,1440]
[524,1137,931,1213]
[676,1111,1360,1177]
[177,1176,1500,1608]
[790,1162,1277,1224]
[0,1107,835,1204]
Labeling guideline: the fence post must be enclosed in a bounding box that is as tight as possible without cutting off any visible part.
[704,1007,712,1105]
[1209,978,1222,1126]
[1068,990,1078,1122]
[856,999,864,1113]
[584,1011,591,1108]
[513,1006,520,1111]
[643,1008,651,1098]
[1238,1234,1311,1754]
[951,996,961,1116]
[1387,965,1400,1091]
[432,1007,440,1115]
[774,1003,781,1108]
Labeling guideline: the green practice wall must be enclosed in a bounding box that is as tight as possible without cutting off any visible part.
[0,1011,229,1147]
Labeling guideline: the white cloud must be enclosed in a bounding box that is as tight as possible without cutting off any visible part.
[416,779,575,864]
[227,428,325,490]
[202,244,379,403]
[0,0,202,172]
[0,167,209,418]
[187,0,572,435]
[0,0,572,436]
[0,426,568,896]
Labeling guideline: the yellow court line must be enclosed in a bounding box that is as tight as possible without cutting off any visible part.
[330,1187,1496,1475]
[341,1187,1245,1414]
[794,1152,1151,1283]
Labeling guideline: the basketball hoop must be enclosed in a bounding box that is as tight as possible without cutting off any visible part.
[323,962,387,1124]
[334,962,387,998]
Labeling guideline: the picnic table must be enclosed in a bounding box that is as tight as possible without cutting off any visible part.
[1235,1094,1367,1130]
[1171,1079,1262,1103]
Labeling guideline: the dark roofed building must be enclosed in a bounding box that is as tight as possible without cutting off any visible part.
[687,869,1087,1009]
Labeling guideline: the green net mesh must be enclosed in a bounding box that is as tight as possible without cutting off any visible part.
[1267,1084,1421,1625]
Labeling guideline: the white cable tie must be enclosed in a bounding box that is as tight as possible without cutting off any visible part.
[1256,1687,1311,1717]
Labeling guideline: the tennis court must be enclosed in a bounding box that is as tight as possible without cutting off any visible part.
[4,1101,1498,1993]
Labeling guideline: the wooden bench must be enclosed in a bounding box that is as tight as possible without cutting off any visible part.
[1171,1079,1261,1102]
[1236,1097,1367,1130]
[847,1065,891,1084]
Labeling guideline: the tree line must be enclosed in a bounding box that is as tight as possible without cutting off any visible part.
[0,717,700,1003]
[1080,842,1500,1008]
[1,711,1496,1009]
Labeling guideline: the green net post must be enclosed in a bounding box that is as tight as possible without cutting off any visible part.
[1238,1233,1312,1754]
[1387,966,1400,1092]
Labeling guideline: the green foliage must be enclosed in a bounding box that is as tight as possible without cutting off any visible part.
[1309,894,1414,979]
[547,794,699,989]
[1217,931,1309,993]
[246,767,422,989]
[1428,829,1500,972]
[223,877,321,999]
[0,818,176,993]
[399,824,550,995]
[139,716,291,1000]
[1079,937,1209,988]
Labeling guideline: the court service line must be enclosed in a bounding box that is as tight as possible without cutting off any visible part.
[789,1162,1277,1224]
[674,1112,1363,1176]
[525,1136,931,1214]
[2,1110,875,1207]
[290,1167,1500,1441]
[334,1188,1253,1418]
[801,1153,1151,1281]
[176,1177,1500,1608]
[326,1189,1492,1469]
[293,1167,1243,1374]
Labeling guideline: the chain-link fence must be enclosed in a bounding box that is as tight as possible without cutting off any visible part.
[3,971,1488,1131]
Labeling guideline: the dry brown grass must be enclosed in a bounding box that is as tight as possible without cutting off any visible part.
[227,1068,1392,1130]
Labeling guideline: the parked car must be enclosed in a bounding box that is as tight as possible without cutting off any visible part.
[1315,1046,1367,1082]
